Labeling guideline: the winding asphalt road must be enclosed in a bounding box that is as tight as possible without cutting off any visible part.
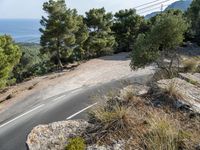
[0,74,152,150]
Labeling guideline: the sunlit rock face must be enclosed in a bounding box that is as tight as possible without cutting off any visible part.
[26,120,90,150]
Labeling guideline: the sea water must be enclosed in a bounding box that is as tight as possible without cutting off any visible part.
[0,19,41,43]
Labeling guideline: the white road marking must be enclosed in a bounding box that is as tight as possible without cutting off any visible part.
[53,95,66,102]
[66,103,98,120]
[0,104,45,129]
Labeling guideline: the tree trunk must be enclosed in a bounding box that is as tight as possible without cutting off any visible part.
[56,40,63,70]
[56,50,63,70]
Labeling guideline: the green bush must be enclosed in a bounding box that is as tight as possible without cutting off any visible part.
[84,8,115,58]
[112,9,149,52]
[65,137,86,150]
[0,35,21,89]
[130,10,188,70]
[13,43,50,82]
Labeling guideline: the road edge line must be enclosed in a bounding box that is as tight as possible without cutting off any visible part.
[66,103,97,120]
[53,95,66,102]
[0,104,45,129]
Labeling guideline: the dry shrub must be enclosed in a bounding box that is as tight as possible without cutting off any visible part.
[87,103,135,144]
[86,86,200,149]
[142,112,189,150]
[90,104,133,130]
[87,87,145,144]
[152,69,178,82]
[182,57,200,73]
[164,80,184,100]
[127,110,198,150]
[120,87,135,101]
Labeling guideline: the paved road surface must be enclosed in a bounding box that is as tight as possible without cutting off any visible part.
[0,75,152,150]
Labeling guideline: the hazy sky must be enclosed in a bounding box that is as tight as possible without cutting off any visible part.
[0,0,177,19]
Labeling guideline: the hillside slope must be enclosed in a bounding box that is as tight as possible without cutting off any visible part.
[145,0,192,19]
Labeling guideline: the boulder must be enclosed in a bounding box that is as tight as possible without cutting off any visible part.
[156,78,200,113]
[26,120,90,150]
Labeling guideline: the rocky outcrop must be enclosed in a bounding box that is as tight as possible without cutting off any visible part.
[120,84,149,97]
[156,78,200,113]
[26,119,126,150]
[26,120,90,150]
[87,140,125,150]
[179,73,200,86]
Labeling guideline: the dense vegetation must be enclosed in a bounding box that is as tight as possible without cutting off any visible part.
[40,0,88,69]
[112,9,148,52]
[0,36,21,88]
[130,10,188,70]
[0,0,199,89]
[187,0,200,44]
[13,43,49,83]
[84,8,115,58]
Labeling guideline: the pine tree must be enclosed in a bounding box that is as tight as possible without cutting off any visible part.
[130,11,188,70]
[40,0,88,69]
[0,35,21,88]
[84,8,115,58]
[187,0,200,44]
[112,9,147,52]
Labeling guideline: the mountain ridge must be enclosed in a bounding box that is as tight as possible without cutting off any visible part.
[145,0,193,19]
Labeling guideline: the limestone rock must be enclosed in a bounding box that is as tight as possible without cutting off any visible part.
[26,120,90,150]
[87,140,125,150]
[120,85,149,97]
[157,78,200,113]
[179,73,200,86]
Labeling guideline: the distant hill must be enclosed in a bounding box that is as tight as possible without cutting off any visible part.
[165,0,192,11]
[145,0,193,19]
[145,11,161,19]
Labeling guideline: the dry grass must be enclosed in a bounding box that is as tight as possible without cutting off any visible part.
[87,88,144,144]
[126,109,200,150]
[142,113,189,150]
[119,86,136,101]
[90,104,133,129]
[164,80,185,101]
[152,69,179,82]
[86,85,200,149]
[182,57,200,73]
[87,103,134,144]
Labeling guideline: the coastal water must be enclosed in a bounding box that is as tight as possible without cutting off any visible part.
[0,19,41,43]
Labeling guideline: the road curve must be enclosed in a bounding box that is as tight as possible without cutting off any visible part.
[0,74,152,150]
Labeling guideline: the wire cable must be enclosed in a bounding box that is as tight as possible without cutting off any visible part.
[139,4,168,15]
[136,0,172,12]
[134,0,167,9]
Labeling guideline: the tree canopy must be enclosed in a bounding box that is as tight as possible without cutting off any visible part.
[13,44,49,82]
[130,10,188,69]
[40,0,88,69]
[0,35,21,88]
[112,9,148,52]
[187,0,200,44]
[84,8,115,58]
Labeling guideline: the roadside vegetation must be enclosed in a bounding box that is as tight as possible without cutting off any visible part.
[61,0,200,149]
[64,84,200,149]
[0,0,199,92]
